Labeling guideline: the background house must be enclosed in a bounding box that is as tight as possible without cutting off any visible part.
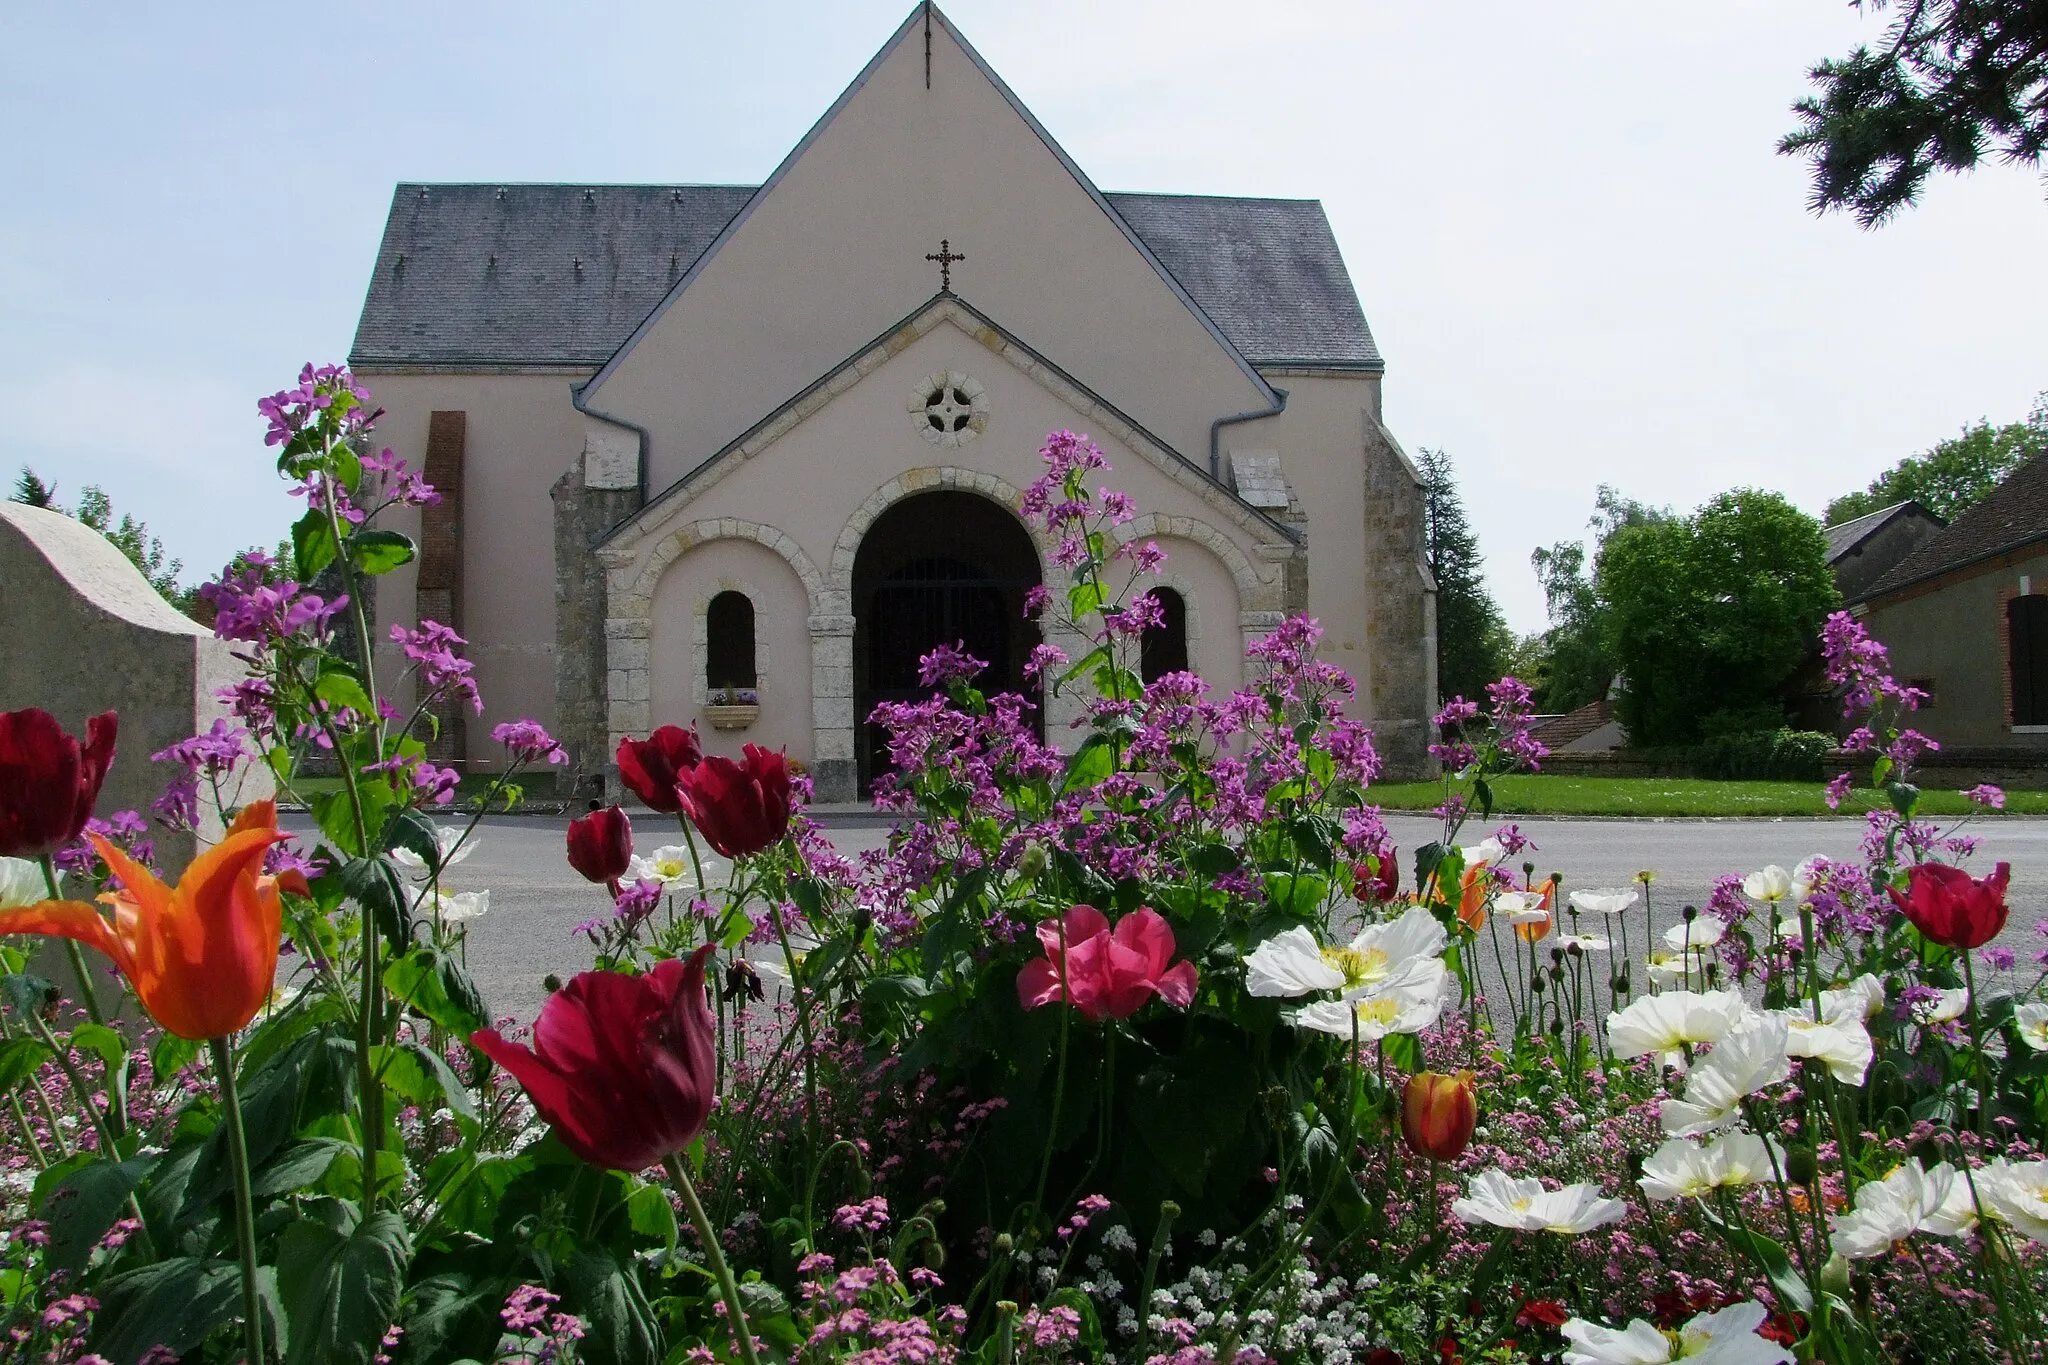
[1825,501,1944,604]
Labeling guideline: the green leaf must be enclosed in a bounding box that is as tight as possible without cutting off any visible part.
[349,529,416,575]
[1060,735,1116,794]
[68,1021,128,1074]
[313,668,376,717]
[372,1041,476,1125]
[0,1036,51,1094]
[341,856,413,944]
[563,1246,661,1365]
[251,1137,351,1198]
[1703,1208,1812,1311]
[293,508,337,579]
[277,1203,412,1365]
[623,1177,678,1252]
[0,971,52,1017]
[40,1155,154,1273]
[385,948,490,1038]
[150,1033,201,1086]
[382,808,441,871]
[91,1256,243,1364]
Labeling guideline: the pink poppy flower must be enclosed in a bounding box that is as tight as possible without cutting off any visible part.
[1016,905,1198,1021]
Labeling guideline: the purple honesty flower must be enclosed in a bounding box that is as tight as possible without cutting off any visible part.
[391,619,482,714]
[1965,783,2007,810]
[199,559,349,645]
[148,719,253,831]
[916,642,987,689]
[492,719,567,765]
[1102,591,1164,638]
[1825,772,1854,810]
[1023,642,1069,682]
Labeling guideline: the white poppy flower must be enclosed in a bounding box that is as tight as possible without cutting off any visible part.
[753,930,821,991]
[1792,857,1828,902]
[0,858,44,910]
[1569,888,1638,916]
[2016,1003,2048,1052]
[391,824,478,879]
[1663,917,1726,951]
[1912,988,1970,1026]
[1327,904,1449,999]
[1494,890,1540,916]
[1819,974,1887,1024]
[1638,1134,1786,1202]
[1659,1014,1792,1137]
[1289,959,1452,1041]
[1777,1011,1873,1085]
[1768,914,1809,948]
[1461,836,1506,868]
[436,889,490,924]
[1555,932,1610,952]
[1450,1168,1627,1234]
[1830,1159,1977,1258]
[1607,990,1751,1059]
[1244,926,1347,998]
[1646,949,1700,989]
[1742,866,1793,903]
[1979,1158,2048,1245]
[1562,1300,1791,1365]
[626,844,726,894]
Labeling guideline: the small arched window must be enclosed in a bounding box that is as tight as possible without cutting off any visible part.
[1140,587,1189,684]
[706,591,757,691]
[2010,595,2048,725]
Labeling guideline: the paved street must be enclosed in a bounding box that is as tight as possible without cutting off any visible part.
[288,812,2048,1026]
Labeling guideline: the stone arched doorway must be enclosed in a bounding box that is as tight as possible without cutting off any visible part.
[851,490,1042,791]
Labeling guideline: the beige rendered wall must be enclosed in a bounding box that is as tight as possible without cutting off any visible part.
[1863,553,2048,749]
[648,537,814,765]
[357,369,593,759]
[582,13,1269,489]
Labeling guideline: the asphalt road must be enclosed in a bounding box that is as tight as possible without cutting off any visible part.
[286,812,2048,1027]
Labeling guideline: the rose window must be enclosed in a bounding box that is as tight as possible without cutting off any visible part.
[909,370,989,448]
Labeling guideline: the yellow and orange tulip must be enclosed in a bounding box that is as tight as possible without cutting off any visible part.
[1401,1069,1478,1161]
[0,800,293,1040]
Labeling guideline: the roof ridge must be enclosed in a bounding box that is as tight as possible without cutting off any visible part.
[1859,453,2048,601]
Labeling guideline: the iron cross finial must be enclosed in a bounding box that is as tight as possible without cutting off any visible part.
[925,238,965,292]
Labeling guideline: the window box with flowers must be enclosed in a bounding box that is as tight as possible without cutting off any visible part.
[705,688,760,730]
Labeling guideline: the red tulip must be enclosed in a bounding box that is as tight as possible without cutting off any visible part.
[1401,1070,1477,1161]
[675,744,792,859]
[1357,847,1400,904]
[1016,905,1198,1022]
[616,725,702,814]
[567,805,633,889]
[1889,860,2010,950]
[0,709,116,859]
[471,946,716,1171]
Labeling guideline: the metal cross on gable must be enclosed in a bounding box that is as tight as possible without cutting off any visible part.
[925,239,965,292]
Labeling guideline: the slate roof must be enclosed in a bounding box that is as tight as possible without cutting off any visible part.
[349,183,1381,371]
[1862,454,2048,600]
[1825,502,1928,563]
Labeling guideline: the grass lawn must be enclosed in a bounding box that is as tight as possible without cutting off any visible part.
[1364,774,2048,818]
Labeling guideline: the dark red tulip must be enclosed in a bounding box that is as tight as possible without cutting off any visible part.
[675,744,792,859]
[616,725,702,814]
[0,709,117,860]
[1357,846,1400,903]
[1889,860,2010,950]
[567,805,633,889]
[471,946,716,1171]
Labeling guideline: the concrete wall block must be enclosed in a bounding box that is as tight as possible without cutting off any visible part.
[813,664,854,697]
[609,638,650,671]
[604,618,651,640]
[815,727,856,761]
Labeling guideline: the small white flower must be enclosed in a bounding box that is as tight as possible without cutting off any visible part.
[1659,1014,1792,1137]
[1638,1134,1785,1202]
[1777,1010,1872,1084]
[1742,866,1794,903]
[391,824,478,879]
[1450,1169,1627,1234]
[1911,988,1970,1026]
[1244,926,1346,998]
[1663,917,1726,951]
[2016,1003,2048,1052]
[1569,888,1638,916]
[1830,1159,1977,1258]
[1607,990,1751,1059]
[1562,1300,1791,1364]
[0,858,44,910]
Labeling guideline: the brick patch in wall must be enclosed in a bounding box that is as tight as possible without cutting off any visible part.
[418,410,467,762]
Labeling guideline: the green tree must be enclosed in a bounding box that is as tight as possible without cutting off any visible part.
[11,468,57,507]
[1528,486,1669,712]
[1418,447,1508,704]
[1781,0,2048,226]
[1827,392,2048,524]
[1599,490,1840,746]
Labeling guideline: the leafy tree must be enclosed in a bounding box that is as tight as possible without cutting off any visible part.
[1827,391,2048,524]
[11,467,56,507]
[1418,447,1508,704]
[1528,486,1670,713]
[1598,490,1840,746]
[1781,0,2048,225]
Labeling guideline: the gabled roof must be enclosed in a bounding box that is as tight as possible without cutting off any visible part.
[349,184,1381,372]
[1824,500,1937,563]
[1861,454,2048,600]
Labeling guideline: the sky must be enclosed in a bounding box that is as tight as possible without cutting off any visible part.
[3,1,2045,632]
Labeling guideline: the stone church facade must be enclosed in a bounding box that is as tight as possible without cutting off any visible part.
[349,4,1435,803]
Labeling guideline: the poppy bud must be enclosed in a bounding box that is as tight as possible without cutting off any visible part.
[567,805,633,888]
[1682,905,1698,921]
[1786,1147,1818,1186]
[1531,974,1545,995]
[543,973,563,994]
[1017,841,1049,880]
[1401,1070,1477,1162]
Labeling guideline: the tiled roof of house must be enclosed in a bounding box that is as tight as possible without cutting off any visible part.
[1861,454,2048,600]
[1825,501,1930,562]
[349,184,1381,370]
[1531,699,1611,749]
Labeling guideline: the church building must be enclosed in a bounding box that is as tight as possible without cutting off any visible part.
[350,3,1436,802]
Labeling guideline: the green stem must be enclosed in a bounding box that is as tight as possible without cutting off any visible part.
[23,1010,120,1153]
[1960,949,1990,1138]
[209,1036,266,1365]
[665,1152,762,1365]
[1031,917,1074,1219]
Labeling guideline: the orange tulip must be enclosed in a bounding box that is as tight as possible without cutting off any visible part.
[1401,1069,1477,1161]
[1457,864,1490,932]
[0,800,292,1040]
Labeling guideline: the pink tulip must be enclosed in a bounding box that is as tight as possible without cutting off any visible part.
[1016,905,1198,1021]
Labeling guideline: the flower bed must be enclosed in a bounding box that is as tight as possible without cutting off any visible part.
[0,367,2042,1364]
